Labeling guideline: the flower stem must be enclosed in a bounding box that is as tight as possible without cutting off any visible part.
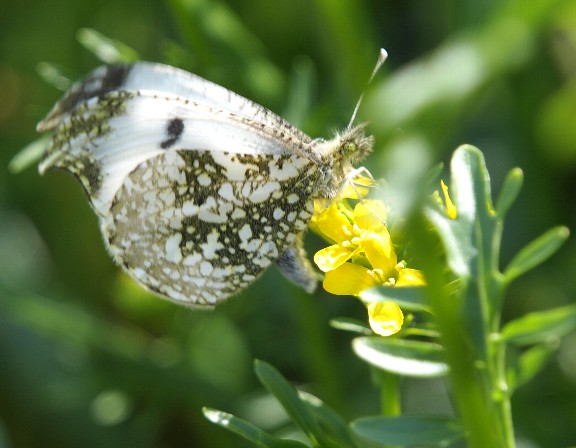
[490,335,516,446]
[375,369,401,416]
[373,368,401,448]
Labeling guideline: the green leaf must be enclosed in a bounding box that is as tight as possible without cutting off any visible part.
[423,145,495,280]
[453,145,495,267]
[504,226,569,283]
[255,360,335,447]
[330,317,372,335]
[254,361,358,447]
[76,28,139,63]
[507,344,556,391]
[36,62,75,91]
[351,415,464,446]
[203,408,308,448]
[255,360,318,437]
[501,304,576,346]
[352,337,448,377]
[297,391,360,448]
[8,136,50,174]
[360,286,430,312]
[423,206,471,278]
[450,144,493,223]
[495,167,523,218]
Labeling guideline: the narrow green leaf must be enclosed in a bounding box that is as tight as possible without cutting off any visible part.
[36,62,74,90]
[330,317,372,335]
[504,226,570,283]
[203,408,308,448]
[507,344,556,391]
[495,168,523,218]
[76,28,139,63]
[8,136,50,174]
[352,337,448,377]
[423,145,494,279]
[423,206,471,278]
[360,286,430,312]
[351,415,464,446]
[501,304,576,345]
[254,360,323,446]
[203,407,276,448]
[297,391,360,448]
[451,144,494,223]
[255,361,355,447]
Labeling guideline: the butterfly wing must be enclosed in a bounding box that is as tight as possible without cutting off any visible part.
[37,62,307,136]
[104,148,318,306]
[40,85,322,306]
[40,89,314,214]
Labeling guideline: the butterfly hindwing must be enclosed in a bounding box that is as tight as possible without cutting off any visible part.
[102,147,320,306]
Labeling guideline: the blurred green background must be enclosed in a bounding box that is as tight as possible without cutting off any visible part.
[1,0,575,446]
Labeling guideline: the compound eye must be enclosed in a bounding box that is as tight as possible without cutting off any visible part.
[344,141,357,156]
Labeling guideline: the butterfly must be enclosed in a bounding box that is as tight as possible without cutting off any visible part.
[37,61,374,307]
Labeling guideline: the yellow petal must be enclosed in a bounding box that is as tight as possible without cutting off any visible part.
[367,301,404,336]
[323,263,378,295]
[314,245,355,272]
[396,268,426,287]
[354,199,387,230]
[313,202,353,243]
[441,180,458,220]
[362,226,397,277]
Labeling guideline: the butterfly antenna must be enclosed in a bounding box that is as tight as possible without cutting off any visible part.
[347,48,388,129]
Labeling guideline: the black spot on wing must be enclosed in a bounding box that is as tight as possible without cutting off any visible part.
[160,118,185,149]
[100,65,133,92]
[58,65,133,116]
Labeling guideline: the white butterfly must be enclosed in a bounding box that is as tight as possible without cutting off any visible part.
[37,62,374,307]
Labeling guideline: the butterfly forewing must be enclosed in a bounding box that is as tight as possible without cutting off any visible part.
[38,63,308,138]
[40,89,314,217]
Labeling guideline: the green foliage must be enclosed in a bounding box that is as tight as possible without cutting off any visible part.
[207,361,464,447]
[351,415,464,447]
[502,303,576,345]
[351,338,448,378]
[76,28,140,64]
[206,145,570,447]
[203,408,309,448]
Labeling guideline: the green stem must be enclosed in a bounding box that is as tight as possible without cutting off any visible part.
[490,335,515,447]
[373,368,401,448]
[479,217,515,447]
[411,217,500,448]
[376,369,401,416]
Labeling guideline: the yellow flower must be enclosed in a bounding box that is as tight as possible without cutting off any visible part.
[312,194,426,337]
[367,302,404,337]
[313,199,392,274]
[440,180,458,220]
[323,261,425,295]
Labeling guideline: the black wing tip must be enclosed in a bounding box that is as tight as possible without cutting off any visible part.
[37,64,136,133]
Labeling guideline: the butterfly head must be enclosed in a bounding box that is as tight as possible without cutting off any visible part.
[338,124,374,165]
[311,124,374,198]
